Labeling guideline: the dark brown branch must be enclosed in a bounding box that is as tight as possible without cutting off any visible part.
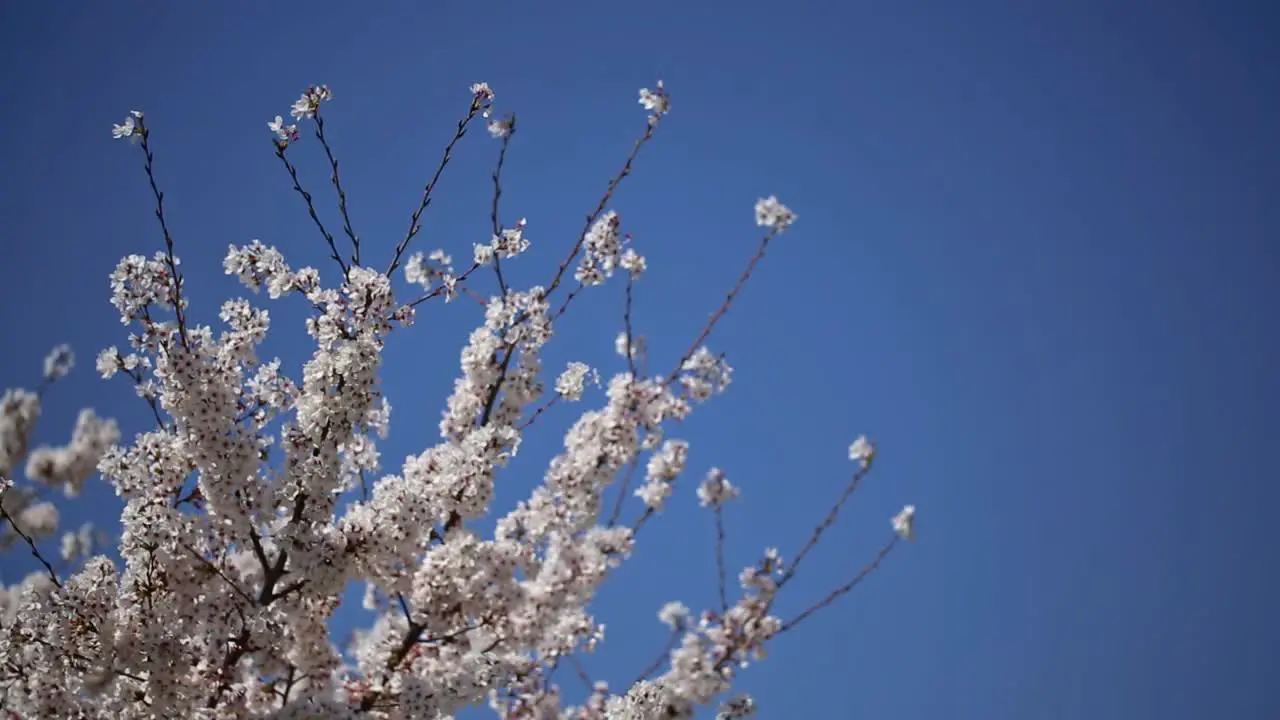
[280,665,298,707]
[205,624,252,708]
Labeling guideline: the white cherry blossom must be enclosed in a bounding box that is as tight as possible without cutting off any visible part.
[0,80,918,719]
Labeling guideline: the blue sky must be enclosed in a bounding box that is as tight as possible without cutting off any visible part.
[1,1,1277,717]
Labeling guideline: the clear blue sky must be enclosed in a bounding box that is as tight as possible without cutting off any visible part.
[1,1,1277,718]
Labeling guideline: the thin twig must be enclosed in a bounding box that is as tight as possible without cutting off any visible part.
[137,122,190,349]
[607,455,643,527]
[714,504,729,612]
[489,118,515,296]
[313,110,362,267]
[777,464,871,590]
[386,99,485,277]
[122,365,167,430]
[544,119,659,301]
[406,262,484,307]
[517,395,559,432]
[779,536,898,633]
[622,271,639,379]
[632,629,681,685]
[604,273,644,527]
[667,227,779,384]
[180,543,255,606]
[0,490,61,588]
[565,655,594,693]
[274,145,350,279]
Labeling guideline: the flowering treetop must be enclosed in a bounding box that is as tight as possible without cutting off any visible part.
[0,79,917,720]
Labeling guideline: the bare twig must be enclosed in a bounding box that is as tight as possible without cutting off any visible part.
[565,655,594,693]
[274,145,350,279]
[136,122,190,349]
[622,271,639,379]
[0,489,62,588]
[714,504,729,612]
[777,464,872,590]
[632,629,682,685]
[544,119,659,301]
[313,109,362,267]
[517,394,559,432]
[386,98,486,277]
[489,117,516,296]
[667,227,780,384]
[779,536,898,633]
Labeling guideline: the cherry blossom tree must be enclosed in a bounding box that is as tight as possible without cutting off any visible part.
[0,80,918,719]
[1,346,118,627]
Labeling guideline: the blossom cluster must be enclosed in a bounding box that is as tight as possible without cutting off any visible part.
[0,80,917,719]
[1,347,117,626]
